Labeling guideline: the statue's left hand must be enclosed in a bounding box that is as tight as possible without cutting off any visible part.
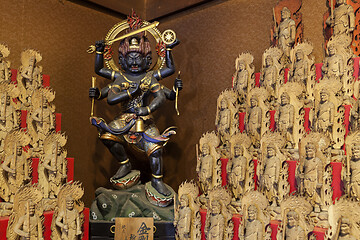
[166,39,180,49]
[173,77,183,91]
[135,107,149,116]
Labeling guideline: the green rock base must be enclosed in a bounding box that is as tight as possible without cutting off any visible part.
[90,184,174,222]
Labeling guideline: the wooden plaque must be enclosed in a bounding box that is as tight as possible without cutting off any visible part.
[114,217,154,240]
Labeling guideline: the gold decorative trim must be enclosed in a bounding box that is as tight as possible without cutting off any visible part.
[111,70,116,80]
[96,51,103,54]
[146,106,151,114]
[120,159,129,164]
[147,145,162,156]
[127,90,132,99]
[152,174,163,179]
[99,133,122,143]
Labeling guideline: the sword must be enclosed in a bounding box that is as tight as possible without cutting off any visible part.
[91,77,96,117]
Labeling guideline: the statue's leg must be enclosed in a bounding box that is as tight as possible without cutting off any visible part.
[149,148,171,196]
[100,138,132,180]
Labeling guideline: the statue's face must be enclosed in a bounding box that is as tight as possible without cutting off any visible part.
[320,92,329,102]
[57,146,62,155]
[66,199,74,210]
[295,50,304,61]
[234,144,242,156]
[248,206,257,221]
[265,56,273,67]
[250,98,258,107]
[239,63,245,71]
[287,212,297,227]
[281,9,290,20]
[220,99,227,109]
[16,146,22,156]
[337,0,346,5]
[352,145,360,159]
[281,94,289,105]
[328,46,336,56]
[180,195,189,207]
[119,52,152,74]
[202,144,210,155]
[305,145,315,158]
[211,200,221,214]
[267,146,275,157]
[340,220,351,235]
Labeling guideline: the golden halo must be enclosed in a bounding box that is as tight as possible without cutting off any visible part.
[104,20,165,71]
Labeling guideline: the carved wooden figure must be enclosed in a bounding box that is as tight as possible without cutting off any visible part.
[0,44,11,83]
[27,87,55,153]
[228,133,251,199]
[205,187,233,240]
[344,131,360,200]
[196,132,221,194]
[7,185,44,240]
[38,132,67,199]
[233,53,255,101]
[0,82,20,154]
[325,198,360,240]
[314,80,345,149]
[216,89,239,143]
[274,7,296,60]
[52,182,84,240]
[325,0,355,45]
[239,191,269,240]
[276,196,313,240]
[0,130,32,203]
[17,49,42,107]
[260,47,284,99]
[174,181,201,240]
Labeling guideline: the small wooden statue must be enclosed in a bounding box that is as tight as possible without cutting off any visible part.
[52,182,84,240]
[17,49,43,107]
[239,191,269,240]
[196,132,221,194]
[344,131,360,200]
[205,187,233,240]
[274,7,296,60]
[0,44,11,83]
[174,181,201,240]
[233,53,255,99]
[38,131,68,199]
[7,185,44,240]
[0,129,32,203]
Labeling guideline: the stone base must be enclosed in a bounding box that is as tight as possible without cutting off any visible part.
[145,182,175,207]
[110,170,140,190]
[90,184,174,222]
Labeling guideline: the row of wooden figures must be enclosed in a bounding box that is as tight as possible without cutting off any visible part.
[175,182,358,240]
[219,40,360,151]
[4,183,85,240]
[197,130,360,212]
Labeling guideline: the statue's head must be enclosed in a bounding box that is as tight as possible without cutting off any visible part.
[281,7,291,20]
[234,143,243,157]
[265,55,273,67]
[66,196,75,210]
[16,146,22,156]
[320,89,329,102]
[336,0,346,5]
[305,142,316,158]
[340,217,351,236]
[250,96,258,107]
[118,36,152,74]
[247,204,257,221]
[267,143,276,157]
[180,194,189,207]
[238,61,245,71]
[201,143,210,156]
[286,210,299,228]
[352,144,360,160]
[220,98,228,109]
[281,92,290,105]
[211,200,221,214]
[295,49,304,61]
[327,44,336,56]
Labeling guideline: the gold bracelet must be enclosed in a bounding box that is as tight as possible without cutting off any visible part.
[146,106,151,114]
[172,86,177,92]
[120,159,129,164]
[96,51,103,54]
[112,84,121,90]
[166,48,172,51]
[157,70,162,80]
[111,71,115,80]
[152,174,163,179]
[96,91,102,100]
[127,90,132,99]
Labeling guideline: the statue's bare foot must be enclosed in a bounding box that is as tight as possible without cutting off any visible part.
[112,161,131,180]
[151,178,171,196]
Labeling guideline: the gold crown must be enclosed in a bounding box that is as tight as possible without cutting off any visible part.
[129,38,140,50]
